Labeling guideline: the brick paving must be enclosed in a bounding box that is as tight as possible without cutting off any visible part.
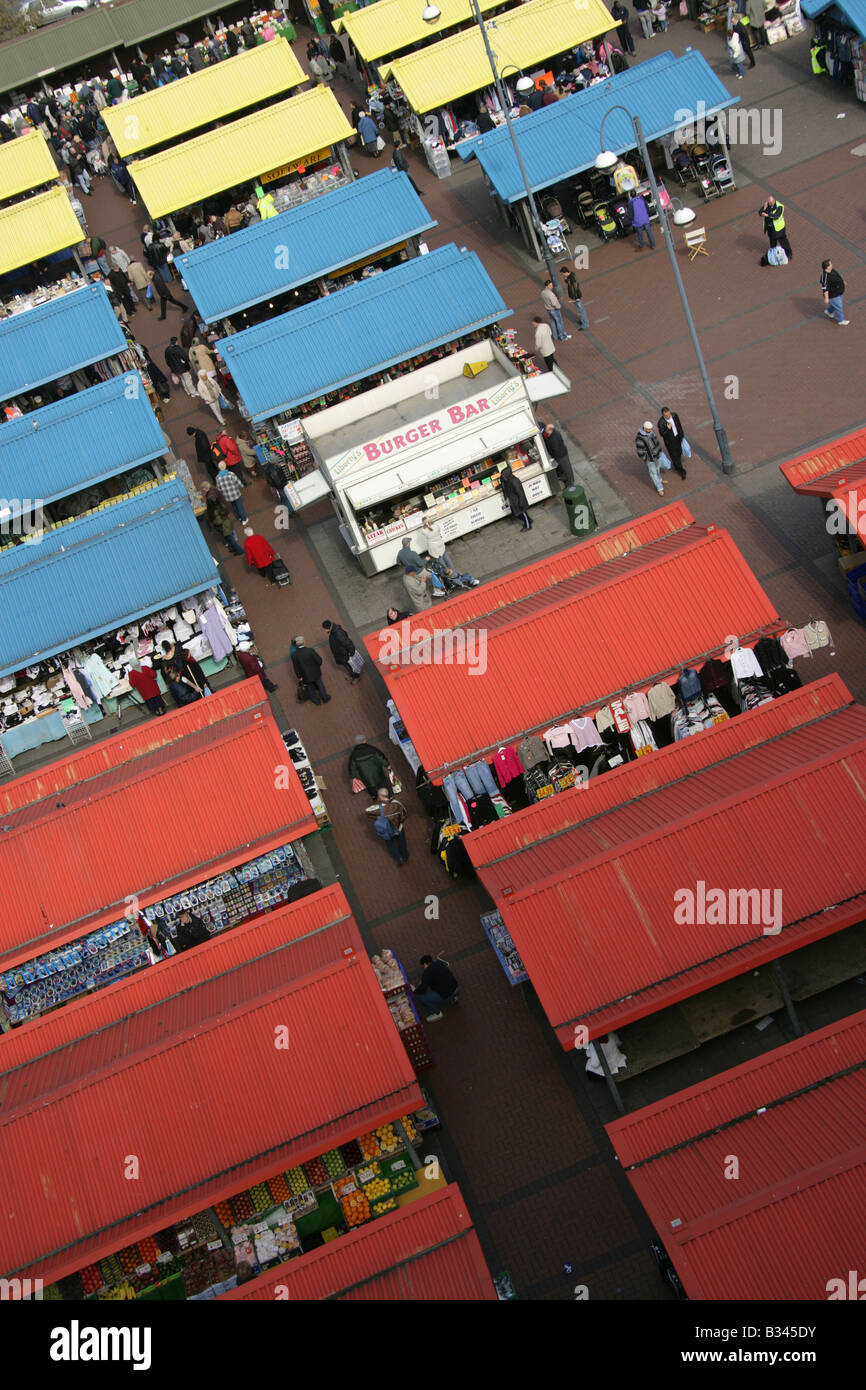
[41,17,866,1298]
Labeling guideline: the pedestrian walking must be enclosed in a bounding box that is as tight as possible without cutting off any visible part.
[745,0,768,45]
[412,954,459,1021]
[214,429,254,482]
[538,421,574,487]
[188,425,217,477]
[733,12,756,66]
[243,528,278,581]
[366,787,409,867]
[357,111,380,157]
[189,337,217,377]
[635,420,672,495]
[727,28,746,78]
[349,736,393,796]
[236,642,279,692]
[205,487,243,554]
[165,337,196,395]
[215,460,248,522]
[628,192,655,249]
[559,266,589,331]
[633,0,654,39]
[403,565,434,612]
[108,267,135,316]
[197,370,225,424]
[500,463,532,530]
[533,316,557,371]
[657,406,691,478]
[148,268,187,319]
[758,196,792,260]
[392,139,422,195]
[126,259,151,308]
[541,279,571,342]
[291,636,330,704]
[322,619,362,681]
[612,0,636,52]
[820,259,849,325]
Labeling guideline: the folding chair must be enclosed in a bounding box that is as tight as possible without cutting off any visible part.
[684,226,708,260]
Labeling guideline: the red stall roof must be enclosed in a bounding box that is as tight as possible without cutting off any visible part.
[0,885,423,1285]
[365,523,780,779]
[607,1008,866,1300]
[779,425,866,496]
[467,679,866,1045]
[0,686,317,972]
[222,1185,496,1301]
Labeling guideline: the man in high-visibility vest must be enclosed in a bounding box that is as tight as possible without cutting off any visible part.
[255,183,277,219]
[758,196,793,260]
[811,38,828,73]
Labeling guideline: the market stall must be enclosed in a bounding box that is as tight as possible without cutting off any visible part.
[177,166,436,324]
[0,185,87,280]
[0,884,426,1291]
[217,243,510,423]
[0,281,126,402]
[803,0,866,99]
[128,86,355,219]
[0,128,61,204]
[335,0,516,80]
[779,426,866,616]
[102,37,307,159]
[303,336,567,572]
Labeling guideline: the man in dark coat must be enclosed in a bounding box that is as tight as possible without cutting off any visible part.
[291,636,330,705]
[392,139,422,196]
[538,420,574,487]
[108,267,135,316]
[322,619,360,681]
[173,909,210,952]
[656,406,691,479]
[187,425,217,479]
[348,736,392,796]
[500,464,532,531]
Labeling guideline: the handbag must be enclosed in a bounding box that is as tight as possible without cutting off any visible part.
[387,769,403,795]
[348,650,365,676]
[218,392,231,411]
[296,679,309,703]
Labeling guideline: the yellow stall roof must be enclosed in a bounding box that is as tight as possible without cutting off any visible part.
[0,186,83,277]
[103,38,307,159]
[129,86,354,219]
[382,0,615,113]
[0,129,60,202]
[334,0,514,64]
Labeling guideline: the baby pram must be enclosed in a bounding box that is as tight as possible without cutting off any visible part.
[430,556,480,594]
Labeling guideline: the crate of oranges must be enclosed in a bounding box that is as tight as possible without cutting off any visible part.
[358,1132,379,1160]
[375,1123,399,1154]
[341,1190,370,1228]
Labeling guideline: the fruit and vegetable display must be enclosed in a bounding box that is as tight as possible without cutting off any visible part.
[374,1123,399,1154]
[250,1181,272,1212]
[340,1139,363,1166]
[371,1196,398,1217]
[214,1200,234,1227]
[322,1148,344,1179]
[303,1156,328,1187]
[363,1176,392,1202]
[268,1172,292,1204]
[286,1166,308,1194]
[231,1190,254,1223]
[80,1264,103,1295]
[341,1190,371,1228]
[358,1131,380,1159]
[389,1166,417,1194]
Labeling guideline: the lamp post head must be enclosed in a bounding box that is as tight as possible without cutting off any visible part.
[515,75,535,94]
[671,204,696,226]
[595,148,618,171]
[422,3,442,21]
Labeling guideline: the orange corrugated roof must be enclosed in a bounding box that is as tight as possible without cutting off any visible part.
[0,687,317,971]
[222,1185,495,1300]
[367,523,780,779]
[607,1008,866,1300]
[0,885,423,1284]
[468,681,866,1045]
[779,426,866,495]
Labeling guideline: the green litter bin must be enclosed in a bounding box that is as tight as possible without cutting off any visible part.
[563,484,597,538]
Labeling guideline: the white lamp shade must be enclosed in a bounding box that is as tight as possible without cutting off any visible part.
[672,206,696,226]
[515,76,535,93]
[422,4,442,20]
[595,149,618,171]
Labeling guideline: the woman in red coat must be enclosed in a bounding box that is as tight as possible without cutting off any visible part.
[243,527,277,582]
[128,663,166,715]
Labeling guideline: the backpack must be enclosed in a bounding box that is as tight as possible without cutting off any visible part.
[145,239,168,268]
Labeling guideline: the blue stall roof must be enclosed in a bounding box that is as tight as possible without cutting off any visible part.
[0,480,217,676]
[459,51,739,202]
[217,243,510,422]
[0,283,128,402]
[801,0,866,36]
[177,168,438,324]
[0,375,167,511]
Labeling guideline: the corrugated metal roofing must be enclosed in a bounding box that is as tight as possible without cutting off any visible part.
[218,243,510,420]
[0,185,84,277]
[334,0,513,62]
[0,283,127,402]
[225,1185,495,1300]
[0,129,59,201]
[607,1009,866,1300]
[779,426,866,495]
[110,0,244,45]
[0,679,318,971]
[469,699,866,1045]
[178,166,437,323]
[0,888,422,1284]
[459,51,738,202]
[0,479,217,679]
[381,0,615,112]
[801,0,866,36]
[370,525,779,778]
[0,373,167,506]
[0,8,120,97]
[103,38,306,158]
[129,86,354,218]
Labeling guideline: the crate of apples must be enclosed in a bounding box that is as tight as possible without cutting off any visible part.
[286,1167,308,1195]
[303,1156,328,1187]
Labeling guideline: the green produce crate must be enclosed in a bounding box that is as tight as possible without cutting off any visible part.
[382,1154,418,1194]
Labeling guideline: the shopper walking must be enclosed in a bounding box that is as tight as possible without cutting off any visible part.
[214,429,254,482]
[612,0,636,52]
[745,0,767,45]
[188,424,217,478]
[392,139,422,195]
[635,420,672,495]
[500,463,532,530]
[189,337,217,377]
[215,460,248,522]
[412,955,459,1021]
[727,27,746,78]
[403,565,434,612]
[349,736,393,796]
[243,528,278,581]
[820,260,849,325]
[236,643,279,692]
[758,196,792,260]
[291,636,330,704]
[357,111,380,157]
[733,12,756,66]
[205,487,243,554]
[628,191,655,249]
[367,786,409,867]
[533,316,557,372]
[165,336,196,395]
[657,406,691,478]
[322,619,362,681]
[541,279,571,341]
[108,266,135,317]
[538,420,574,487]
[126,258,151,308]
[633,0,654,39]
[148,268,187,319]
[197,370,225,424]
[559,266,589,331]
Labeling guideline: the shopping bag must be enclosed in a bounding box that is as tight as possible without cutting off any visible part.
[218,392,231,411]
[351,777,366,794]
[145,284,153,300]
[348,650,365,676]
[375,135,386,152]
[387,768,402,795]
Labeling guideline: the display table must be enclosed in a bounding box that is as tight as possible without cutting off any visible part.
[0,704,104,759]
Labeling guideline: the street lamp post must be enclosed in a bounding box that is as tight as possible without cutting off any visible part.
[597,106,734,475]
[422,0,561,287]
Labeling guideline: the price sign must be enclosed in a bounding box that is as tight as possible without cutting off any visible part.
[365,527,387,545]
[536,784,555,799]
[559,771,576,788]
[207,1240,223,1251]
[525,476,547,501]
[440,514,460,539]
[156,1252,173,1265]
[384,518,407,538]
[135,1263,152,1277]
[277,420,303,442]
[466,505,485,528]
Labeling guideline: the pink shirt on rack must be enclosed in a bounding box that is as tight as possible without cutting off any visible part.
[493,746,523,786]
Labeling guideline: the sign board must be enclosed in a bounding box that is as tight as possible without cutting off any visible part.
[277,420,304,442]
[261,148,333,182]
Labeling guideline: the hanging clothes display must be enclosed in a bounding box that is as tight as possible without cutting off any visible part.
[803,619,834,654]
[728,645,764,681]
